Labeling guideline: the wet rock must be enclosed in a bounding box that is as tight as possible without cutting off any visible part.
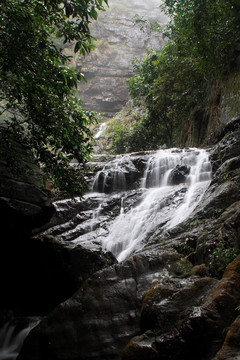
[213,315,240,360]
[91,155,144,193]
[210,130,240,173]
[192,180,239,219]
[123,255,240,360]
[192,264,210,277]
[122,331,158,360]
[18,251,185,360]
[168,165,191,185]
[18,234,116,313]
[219,201,240,248]
[140,277,215,334]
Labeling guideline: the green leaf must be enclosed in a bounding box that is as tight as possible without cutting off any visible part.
[90,7,98,20]
[74,41,82,53]
[0,0,103,196]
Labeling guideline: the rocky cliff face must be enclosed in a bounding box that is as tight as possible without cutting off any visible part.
[76,0,168,118]
[185,50,240,147]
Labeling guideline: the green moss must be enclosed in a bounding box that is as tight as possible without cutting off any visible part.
[170,258,193,277]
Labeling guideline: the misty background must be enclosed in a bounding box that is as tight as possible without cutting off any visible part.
[75,0,169,118]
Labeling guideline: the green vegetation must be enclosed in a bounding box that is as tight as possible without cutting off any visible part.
[107,0,240,154]
[0,0,108,196]
[209,238,239,278]
[100,103,148,153]
[174,241,195,257]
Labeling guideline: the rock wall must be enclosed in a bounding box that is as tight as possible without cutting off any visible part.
[76,0,168,118]
[0,141,55,314]
[184,49,240,146]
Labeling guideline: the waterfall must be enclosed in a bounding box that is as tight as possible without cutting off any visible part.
[0,318,40,360]
[90,203,103,231]
[95,122,106,139]
[100,148,211,262]
[48,148,211,264]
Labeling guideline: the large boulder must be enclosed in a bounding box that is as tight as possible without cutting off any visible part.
[168,165,190,185]
[122,255,240,360]
[18,250,190,360]
[213,315,240,360]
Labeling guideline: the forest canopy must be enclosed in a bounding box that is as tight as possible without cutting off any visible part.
[0,0,108,196]
[108,0,240,154]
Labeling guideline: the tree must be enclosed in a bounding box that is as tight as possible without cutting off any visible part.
[126,50,159,104]
[161,0,240,78]
[116,0,240,153]
[0,0,108,196]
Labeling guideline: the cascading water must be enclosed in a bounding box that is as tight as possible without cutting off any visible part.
[100,148,212,261]
[45,148,211,264]
[92,155,137,193]
[95,122,106,139]
[0,318,40,360]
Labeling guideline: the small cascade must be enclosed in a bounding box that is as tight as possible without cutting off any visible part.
[0,318,40,360]
[101,148,212,261]
[95,122,106,139]
[90,203,103,231]
[120,197,124,215]
[92,155,137,193]
[165,149,212,229]
[142,150,182,188]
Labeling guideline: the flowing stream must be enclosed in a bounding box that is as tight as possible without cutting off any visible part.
[93,148,212,261]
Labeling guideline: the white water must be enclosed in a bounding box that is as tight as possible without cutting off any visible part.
[92,155,136,193]
[0,319,40,360]
[101,148,211,262]
[95,122,106,139]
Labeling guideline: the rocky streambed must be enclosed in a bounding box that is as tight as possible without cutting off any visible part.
[14,128,240,360]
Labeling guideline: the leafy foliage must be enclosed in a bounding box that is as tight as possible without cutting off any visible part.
[109,0,240,154]
[209,238,239,278]
[132,14,163,35]
[0,0,108,196]
[162,0,240,78]
[99,104,149,154]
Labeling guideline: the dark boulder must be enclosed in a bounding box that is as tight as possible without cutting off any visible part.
[168,165,190,185]
[0,142,55,315]
[123,255,240,360]
[18,251,186,360]
[213,315,240,360]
